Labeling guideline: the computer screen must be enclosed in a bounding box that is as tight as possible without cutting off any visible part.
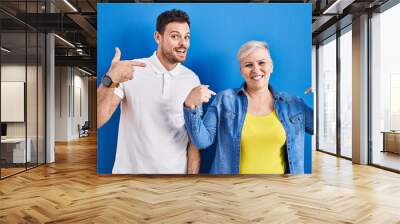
[1,123,7,137]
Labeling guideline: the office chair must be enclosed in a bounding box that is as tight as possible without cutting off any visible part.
[78,121,90,138]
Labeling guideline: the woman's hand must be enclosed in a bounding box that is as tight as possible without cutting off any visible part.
[184,85,216,109]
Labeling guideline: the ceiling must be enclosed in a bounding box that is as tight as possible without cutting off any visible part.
[0,0,394,75]
[0,0,97,74]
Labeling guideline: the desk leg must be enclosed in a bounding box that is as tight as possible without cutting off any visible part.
[382,133,386,153]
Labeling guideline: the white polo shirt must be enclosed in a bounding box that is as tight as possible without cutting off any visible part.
[112,52,200,174]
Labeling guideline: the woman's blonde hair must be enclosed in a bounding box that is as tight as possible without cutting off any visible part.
[237,40,272,62]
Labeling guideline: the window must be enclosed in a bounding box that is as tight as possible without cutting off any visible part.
[370,2,400,171]
[317,35,337,154]
[339,27,352,158]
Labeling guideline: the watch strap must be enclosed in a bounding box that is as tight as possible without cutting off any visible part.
[110,82,120,88]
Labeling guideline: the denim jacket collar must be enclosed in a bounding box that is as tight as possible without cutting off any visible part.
[234,83,284,101]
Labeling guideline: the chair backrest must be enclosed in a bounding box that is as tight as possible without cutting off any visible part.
[82,121,90,129]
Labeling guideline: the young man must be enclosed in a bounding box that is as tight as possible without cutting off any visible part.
[98,9,200,174]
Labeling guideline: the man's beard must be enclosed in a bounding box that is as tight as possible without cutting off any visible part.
[161,46,186,64]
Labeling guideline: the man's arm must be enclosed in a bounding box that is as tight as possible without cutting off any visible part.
[97,47,146,128]
[187,143,200,174]
[97,85,122,128]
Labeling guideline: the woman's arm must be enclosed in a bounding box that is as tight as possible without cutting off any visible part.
[184,97,219,149]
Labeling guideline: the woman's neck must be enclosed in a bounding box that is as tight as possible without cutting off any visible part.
[245,84,270,99]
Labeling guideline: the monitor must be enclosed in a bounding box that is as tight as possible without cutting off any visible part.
[1,123,7,137]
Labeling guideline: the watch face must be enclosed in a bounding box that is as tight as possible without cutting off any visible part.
[102,75,112,87]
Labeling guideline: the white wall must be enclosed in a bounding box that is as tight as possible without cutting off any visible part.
[54,67,89,141]
[55,67,69,141]
[72,72,89,138]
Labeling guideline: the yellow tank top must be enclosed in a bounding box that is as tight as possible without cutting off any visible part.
[240,111,287,174]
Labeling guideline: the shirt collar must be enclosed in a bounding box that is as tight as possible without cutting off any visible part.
[235,83,282,100]
[149,51,182,77]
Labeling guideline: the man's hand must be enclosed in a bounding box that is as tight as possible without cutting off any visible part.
[184,85,216,109]
[187,143,200,174]
[107,47,146,84]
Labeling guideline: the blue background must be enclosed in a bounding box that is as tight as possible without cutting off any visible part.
[97,3,312,174]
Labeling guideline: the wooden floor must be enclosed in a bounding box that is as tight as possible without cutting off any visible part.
[1,163,45,178]
[372,150,400,171]
[1,167,26,178]
[1,135,400,223]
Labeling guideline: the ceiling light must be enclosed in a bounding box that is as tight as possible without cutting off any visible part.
[54,34,75,48]
[77,67,93,76]
[1,47,11,53]
[63,0,78,12]
[322,0,354,15]
[323,0,342,14]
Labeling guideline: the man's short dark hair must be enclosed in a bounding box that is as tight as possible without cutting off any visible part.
[156,9,190,34]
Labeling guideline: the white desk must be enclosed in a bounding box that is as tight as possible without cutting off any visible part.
[1,138,32,163]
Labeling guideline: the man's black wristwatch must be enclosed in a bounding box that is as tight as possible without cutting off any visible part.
[102,74,119,88]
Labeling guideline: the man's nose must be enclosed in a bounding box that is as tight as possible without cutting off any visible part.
[179,37,188,47]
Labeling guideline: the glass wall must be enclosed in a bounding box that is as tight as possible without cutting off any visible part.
[38,32,45,165]
[339,27,352,158]
[1,31,28,177]
[0,1,46,179]
[317,24,354,160]
[371,2,400,171]
[317,35,337,154]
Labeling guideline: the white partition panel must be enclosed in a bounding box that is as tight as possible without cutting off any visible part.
[1,82,25,122]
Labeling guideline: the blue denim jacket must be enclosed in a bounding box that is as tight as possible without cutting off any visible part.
[183,85,314,174]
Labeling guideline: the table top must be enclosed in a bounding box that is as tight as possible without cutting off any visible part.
[1,138,29,143]
[381,131,400,134]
